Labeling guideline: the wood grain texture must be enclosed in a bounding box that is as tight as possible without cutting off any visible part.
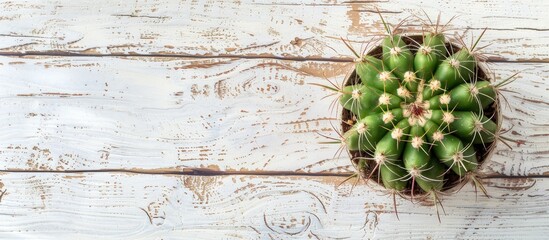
[0,0,547,62]
[0,172,547,239]
[0,56,351,173]
[0,56,547,175]
[0,1,548,238]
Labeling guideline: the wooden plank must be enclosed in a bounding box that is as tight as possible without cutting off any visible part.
[485,61,549,177]
[0,172,546,239]
[0,0,547,61]
[0,56,354,173]
[0,56,547,175]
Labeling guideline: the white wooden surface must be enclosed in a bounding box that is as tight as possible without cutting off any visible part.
[0,173,547,239]
[0,0,548,239]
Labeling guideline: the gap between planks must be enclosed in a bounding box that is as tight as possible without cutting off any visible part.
[0,168,546,179]
[0,51,547,64]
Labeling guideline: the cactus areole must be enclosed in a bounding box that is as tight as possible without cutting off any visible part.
[336,26,507,209]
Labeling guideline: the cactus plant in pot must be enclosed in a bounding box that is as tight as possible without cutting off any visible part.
[314,13,517,220]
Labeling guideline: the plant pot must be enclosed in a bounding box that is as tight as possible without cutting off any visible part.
[340,35,500,197]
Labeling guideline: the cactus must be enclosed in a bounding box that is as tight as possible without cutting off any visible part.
[314,12,519,220]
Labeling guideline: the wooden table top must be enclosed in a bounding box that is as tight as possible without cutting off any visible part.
[0,0,547,239]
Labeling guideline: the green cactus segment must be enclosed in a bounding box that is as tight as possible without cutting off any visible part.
[339,84,402,119]
[422,81,443,100]
[427,93,450,110]
[414,159,446,192]
[375,119,410,161]
[450,112,497,145]
[448,81,496,112]
[380,162,409,191]
[374,71,401,96]
[339,30,497,195]
[423,120,442,140]
[428,110,453,127]
[402,126,429,171]
[433,134,478,176]
[339,85,366,116]
[475,81,497,109]
[415,33,446,80]
[414,49,436,81]
[356,56,383,84]
[377,120,410,191]
[382,35,414,80]
[434,49,476,90]
[356,56,401,97]
[425,33,448,58]
[344,109,404,152]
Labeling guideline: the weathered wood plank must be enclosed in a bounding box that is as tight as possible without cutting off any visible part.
[0,56,353,173]
[0,0,547,61]
[0,173,546,239]
[0,56,547,175]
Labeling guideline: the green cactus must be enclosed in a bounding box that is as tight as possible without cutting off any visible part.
[314,13,519,220]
